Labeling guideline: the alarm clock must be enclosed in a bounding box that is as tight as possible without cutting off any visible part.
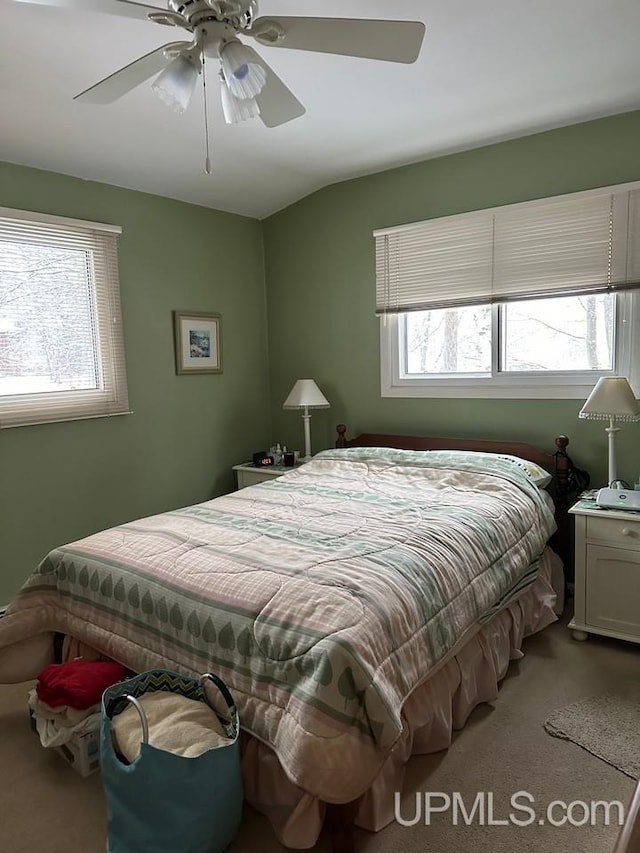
[253,451,275,467]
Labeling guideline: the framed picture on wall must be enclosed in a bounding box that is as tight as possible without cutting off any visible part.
[173,311,222,374]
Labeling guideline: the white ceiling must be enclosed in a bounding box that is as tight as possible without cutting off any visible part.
[1,0,640,220]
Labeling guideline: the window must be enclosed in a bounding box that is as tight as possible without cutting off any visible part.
[377,182,640,399]
[0,207,129,427]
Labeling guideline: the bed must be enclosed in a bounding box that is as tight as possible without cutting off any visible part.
[0,428,573,849]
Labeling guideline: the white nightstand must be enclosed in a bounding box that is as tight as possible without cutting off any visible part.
[233,463,297,489]
[569,500,640,644]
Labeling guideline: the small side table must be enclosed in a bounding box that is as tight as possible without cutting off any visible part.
[233,463,299,489]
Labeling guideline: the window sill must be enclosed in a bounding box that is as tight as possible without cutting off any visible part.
[382,379,610,400]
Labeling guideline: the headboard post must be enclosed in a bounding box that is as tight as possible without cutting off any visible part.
[336,424,348,448]
[551,434,572,573]
[554,435,570,493]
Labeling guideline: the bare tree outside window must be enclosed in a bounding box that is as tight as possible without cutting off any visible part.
[404,295,614,376]
[503,294,614,372]
[406,306,491,374]
[0,241,99,396]
[0,209,127,428]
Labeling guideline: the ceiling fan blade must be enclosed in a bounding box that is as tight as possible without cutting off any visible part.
[74,41,191,104]
[13,0,166,23]
[240,46,305,128]
[249,17,426,64]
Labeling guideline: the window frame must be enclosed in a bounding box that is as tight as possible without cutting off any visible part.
[380,291,639,400]
[0,207,130,428]
[377,179,640,401]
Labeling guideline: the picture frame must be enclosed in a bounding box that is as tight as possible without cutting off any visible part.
[173,311,222,374]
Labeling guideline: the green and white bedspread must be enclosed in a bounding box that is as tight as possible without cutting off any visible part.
[0,448,556,801]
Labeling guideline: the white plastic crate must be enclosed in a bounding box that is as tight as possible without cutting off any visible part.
[29,710,100,777]
[55,728,100,777]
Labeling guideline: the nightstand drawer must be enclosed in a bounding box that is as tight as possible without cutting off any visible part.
[585,514,640,551]
[238,470,274,488]
[233,463,300,489]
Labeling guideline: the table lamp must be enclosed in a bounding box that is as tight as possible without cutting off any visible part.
[579,376,640,487]
[282,379,330,462]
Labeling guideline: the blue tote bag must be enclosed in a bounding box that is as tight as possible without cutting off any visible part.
[100,670,243,853]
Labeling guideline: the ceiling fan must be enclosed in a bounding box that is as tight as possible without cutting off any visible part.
[13,0,426,130]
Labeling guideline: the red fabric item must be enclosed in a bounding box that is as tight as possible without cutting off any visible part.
[36,660,130,710]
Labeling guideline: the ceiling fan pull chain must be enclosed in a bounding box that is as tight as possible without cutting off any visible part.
[202,51,212,175]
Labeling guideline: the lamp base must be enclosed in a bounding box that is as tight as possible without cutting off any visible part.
[605,421,621,490]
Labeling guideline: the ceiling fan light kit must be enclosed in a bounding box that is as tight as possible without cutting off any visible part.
[151,51,201,113]
[219,72,260,124]
[219,38,266,100]
[13,0,425,162]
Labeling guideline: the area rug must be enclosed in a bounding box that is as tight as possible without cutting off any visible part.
[544,692,640,779]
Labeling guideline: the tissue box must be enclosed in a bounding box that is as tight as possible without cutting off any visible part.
[29,710,100,777]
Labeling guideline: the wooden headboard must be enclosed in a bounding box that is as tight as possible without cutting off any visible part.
[335,424,570,484]
[334,424,573,566]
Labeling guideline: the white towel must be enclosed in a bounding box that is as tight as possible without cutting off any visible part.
[28,689,100,748]
[111,692,231,762]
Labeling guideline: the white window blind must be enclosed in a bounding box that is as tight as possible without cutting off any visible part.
[0,207,129,428]
[375,182,640,315]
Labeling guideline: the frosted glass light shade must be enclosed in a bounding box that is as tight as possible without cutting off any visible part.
[220,39,267,100]
[283,379,330,409]
[152,54,200,113]
[579,377,640,421]
[220,78,260,124]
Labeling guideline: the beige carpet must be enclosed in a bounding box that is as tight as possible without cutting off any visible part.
[0,618,637,853]
[545,691,640,779]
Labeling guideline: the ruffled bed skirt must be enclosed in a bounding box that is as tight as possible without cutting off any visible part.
[240,548,564,848]
[2,548,563,850]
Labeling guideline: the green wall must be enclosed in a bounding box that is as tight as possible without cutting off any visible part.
[263,110,640,489]
[0,162,269,603]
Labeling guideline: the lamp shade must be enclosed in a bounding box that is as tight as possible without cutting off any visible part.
[220,74,260,124]
[220,39,267,100]
[151,53,200,113]
[579,377,640,421]
[283,379,330,409]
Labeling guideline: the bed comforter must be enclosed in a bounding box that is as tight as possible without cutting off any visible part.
[0,448,556,801]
